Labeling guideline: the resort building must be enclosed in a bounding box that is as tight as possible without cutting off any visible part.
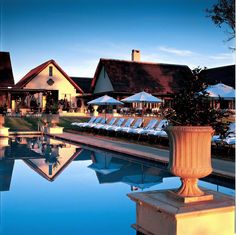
[91,50,194,110]
[200,65,235,109]
[0,52,15,109]
[70,76,93,112]
[15,60,84,113]
[199,65,235,88]
[0,50,235,115]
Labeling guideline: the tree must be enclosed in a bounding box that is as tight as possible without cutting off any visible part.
[162,67,230,135]
[206,0,235,42]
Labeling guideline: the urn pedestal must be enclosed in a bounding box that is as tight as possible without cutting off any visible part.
[128,190,235,235]
[128,125,235,234]
[41,114,63,134]
[166,126,214,199]
[41,114,59,127]
[0,115,9,137]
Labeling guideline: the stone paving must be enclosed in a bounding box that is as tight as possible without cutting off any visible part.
[49,132,235,179]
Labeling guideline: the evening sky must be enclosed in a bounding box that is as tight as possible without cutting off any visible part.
[1,0,234,82]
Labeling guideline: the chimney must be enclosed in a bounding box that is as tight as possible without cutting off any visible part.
[131,49,140,62]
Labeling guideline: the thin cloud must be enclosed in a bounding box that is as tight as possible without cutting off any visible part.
[158,46,194,56]
[209,53,233,60]
[142,48,234,70]
[64,59,99,77]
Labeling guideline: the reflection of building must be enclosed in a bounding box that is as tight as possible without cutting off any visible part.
[0,159,14,191]
[5,137,44,159]
[73,148,93,161]
[88,151,170,190]
[23,142,81,181]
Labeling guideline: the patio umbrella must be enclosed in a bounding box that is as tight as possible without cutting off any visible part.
[204,83,235,100]
[88,95,123,123]
[121,91,162,117]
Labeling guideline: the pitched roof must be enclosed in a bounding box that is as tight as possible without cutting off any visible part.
[15,60,84,93]
[0,52,15,87]
[70,77,93,93]
[91,59,194,95]
[199,65,235,88]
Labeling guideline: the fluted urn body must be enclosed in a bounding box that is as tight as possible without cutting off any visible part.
[166,126,214,197]
[0,115,5,128]
[42,114,59,127]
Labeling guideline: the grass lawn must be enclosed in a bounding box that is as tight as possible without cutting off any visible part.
[59,117,89,131]
[5,117,40,131]
[5,116,89,132]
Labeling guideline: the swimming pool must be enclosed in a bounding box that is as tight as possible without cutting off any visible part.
[0,136,234,235]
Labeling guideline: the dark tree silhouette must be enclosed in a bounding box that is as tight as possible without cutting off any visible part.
[207,0,235,42]
[162,67,230,135]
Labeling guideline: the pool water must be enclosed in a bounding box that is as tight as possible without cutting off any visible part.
[0,136,234,235]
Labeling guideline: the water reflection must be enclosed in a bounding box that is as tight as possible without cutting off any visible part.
[23,137,80,181]
[0,136,234,235]
[0,137,172,189]
[88,151,169,190]
[0,136,234,193]
[0,138,14,192]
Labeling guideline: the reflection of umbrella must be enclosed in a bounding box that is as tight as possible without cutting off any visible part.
[121,91,162,117]
[88,152,168,189]
[88,95,123,123]
[121,164,163,190]
[204,83,235,100]
[88,152,123,175]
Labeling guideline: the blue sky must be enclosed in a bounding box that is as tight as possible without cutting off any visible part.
[1,0,235,82]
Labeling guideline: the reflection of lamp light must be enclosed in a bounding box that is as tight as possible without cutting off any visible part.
[0,138,9,159]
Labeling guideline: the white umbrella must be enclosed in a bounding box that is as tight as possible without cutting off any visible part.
[121,91,162,103]
[121,91,162,117]
[88,95,123,122]
[204,83,235,100]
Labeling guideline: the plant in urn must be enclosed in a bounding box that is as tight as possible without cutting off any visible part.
[163,67,230,199]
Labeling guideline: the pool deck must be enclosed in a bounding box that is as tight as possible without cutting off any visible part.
[49,132,235,180]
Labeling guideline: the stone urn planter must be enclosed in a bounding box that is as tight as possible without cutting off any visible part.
[166,126,214,197]
[0,115,5,128]
[41,114,59,127]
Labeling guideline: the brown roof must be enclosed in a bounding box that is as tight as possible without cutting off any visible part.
[70,77,93,93]
[0,52,15,87]
[15,60,84,93]
[91,59,194,95]
[199,65,235,88]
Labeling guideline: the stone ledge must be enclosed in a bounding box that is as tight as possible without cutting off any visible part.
[167,189,214,203]
[45,127,64,134]
[0,127,9,137]
[128,189,235,235]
